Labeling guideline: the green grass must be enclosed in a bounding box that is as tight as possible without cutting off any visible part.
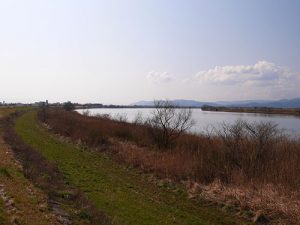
[14,111,251,225]
[0,106,33,118]
[0,167,11,178]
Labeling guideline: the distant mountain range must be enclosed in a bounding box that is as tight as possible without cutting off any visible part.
[131,98,300,108]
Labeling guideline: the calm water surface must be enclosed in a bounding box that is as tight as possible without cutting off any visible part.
[77,108,300,137]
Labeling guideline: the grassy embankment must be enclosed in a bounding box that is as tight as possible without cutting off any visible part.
[14,111,250,225]
[201,106,300,116]
[0,107,60,225]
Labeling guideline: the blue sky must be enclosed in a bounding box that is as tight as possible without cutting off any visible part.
[0,0,299,104]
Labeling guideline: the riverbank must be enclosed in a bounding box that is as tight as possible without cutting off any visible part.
[40,108,300,224]
[12,110,250,225]
[201,106,300,116]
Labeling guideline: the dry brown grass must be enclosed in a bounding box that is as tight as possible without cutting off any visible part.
[185,180,300,225]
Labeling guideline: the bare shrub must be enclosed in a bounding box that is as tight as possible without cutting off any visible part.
[114,113,128,123]
[213,120,287,183]
[147,100,195,149]
[82,109,91,116]
[133,111,144,125]
[95,113,111,119]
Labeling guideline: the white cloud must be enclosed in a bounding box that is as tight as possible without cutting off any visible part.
[146,71,174,84]
[195,61,293,86]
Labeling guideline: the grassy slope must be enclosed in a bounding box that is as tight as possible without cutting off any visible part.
[15,111,251,225]
[0,108,59,225]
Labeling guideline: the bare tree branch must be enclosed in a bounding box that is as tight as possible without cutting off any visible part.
[148,100,194,149]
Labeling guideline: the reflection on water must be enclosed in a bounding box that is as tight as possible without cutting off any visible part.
[77,108,300,137]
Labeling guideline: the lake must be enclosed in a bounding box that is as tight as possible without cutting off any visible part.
[76,108,300,137]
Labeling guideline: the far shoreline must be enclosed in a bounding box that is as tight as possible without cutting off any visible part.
[201,106,300,117]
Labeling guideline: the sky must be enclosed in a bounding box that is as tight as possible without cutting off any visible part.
[0,0,300,104]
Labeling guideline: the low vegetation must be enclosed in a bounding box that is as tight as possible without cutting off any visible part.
[40,107,300,224]
[146,100,195,148]
[12,111,248,225]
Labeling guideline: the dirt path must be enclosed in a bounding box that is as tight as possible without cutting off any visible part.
[0,135,60,225]
[0,109,60,225]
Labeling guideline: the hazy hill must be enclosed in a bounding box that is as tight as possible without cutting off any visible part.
[235,98,300,108]
[132,99,218,107]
